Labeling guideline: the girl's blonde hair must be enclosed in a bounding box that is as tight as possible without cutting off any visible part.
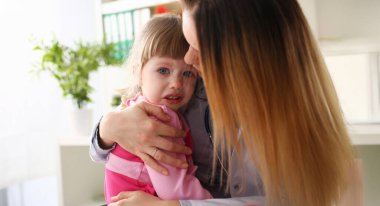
[181,0,354,206]
[120,13,189,104]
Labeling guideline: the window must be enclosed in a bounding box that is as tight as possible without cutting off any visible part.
[324,52,380,123]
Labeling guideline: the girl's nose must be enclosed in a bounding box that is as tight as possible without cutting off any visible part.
[170,76,183,89]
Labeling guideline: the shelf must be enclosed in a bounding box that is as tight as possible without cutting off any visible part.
[59,142,105,206]
[319,37,380,55]
[351,134,380,146]
[79,199,105,206]
[102,0,177,14]
[348,124,380,145]
[56,129,380,147]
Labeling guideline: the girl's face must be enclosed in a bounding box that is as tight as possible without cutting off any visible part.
[140,56,197,111]
[182,10,201,73]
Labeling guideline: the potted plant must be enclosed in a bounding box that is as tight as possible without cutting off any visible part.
[34,39,122,135]
[34,39,121,108]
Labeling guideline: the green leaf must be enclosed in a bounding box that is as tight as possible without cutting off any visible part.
[33,38,123,109]
[33,46,41,50]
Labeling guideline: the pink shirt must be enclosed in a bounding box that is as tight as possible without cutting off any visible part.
[104,95,212,204]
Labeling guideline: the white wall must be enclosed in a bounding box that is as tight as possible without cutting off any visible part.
[316,0,380,40]
[311,1,380,206]
[57,0,97,45]
[0,0,98,189]
[297,0,318,38]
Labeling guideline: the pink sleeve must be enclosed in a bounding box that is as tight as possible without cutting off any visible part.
[145,143,212,200]
[132,99,211,200]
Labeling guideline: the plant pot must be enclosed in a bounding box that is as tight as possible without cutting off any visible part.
[69,107,93,137]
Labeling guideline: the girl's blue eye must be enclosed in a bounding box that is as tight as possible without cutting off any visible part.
[183,70,195,78]
[158,68,169,75]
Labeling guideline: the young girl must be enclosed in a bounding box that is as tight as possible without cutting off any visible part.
[104,13,212,204]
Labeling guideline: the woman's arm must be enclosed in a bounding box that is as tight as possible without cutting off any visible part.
[89,101,192,174]
[109,191,180,206]
[179,196,265,206]
[89,119,114,163]
[109,191,264,206]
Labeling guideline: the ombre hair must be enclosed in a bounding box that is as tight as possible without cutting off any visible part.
[120,13,189,103]
[181,0,354,206]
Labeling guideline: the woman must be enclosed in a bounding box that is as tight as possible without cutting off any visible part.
[93,0,354,205]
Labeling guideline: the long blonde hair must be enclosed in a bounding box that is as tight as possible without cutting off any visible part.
[181,0,354,205]
[120,13,189,103]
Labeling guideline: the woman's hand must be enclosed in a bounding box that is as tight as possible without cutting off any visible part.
[109,191,180,206]
[99,101,192,175]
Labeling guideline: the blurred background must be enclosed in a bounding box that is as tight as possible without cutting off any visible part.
[0,0,379,205]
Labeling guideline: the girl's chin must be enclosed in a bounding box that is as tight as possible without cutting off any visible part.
[166,104,180,111]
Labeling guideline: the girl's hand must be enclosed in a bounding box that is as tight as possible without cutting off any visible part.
[99,101,192,175]
[109,191,180,206]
